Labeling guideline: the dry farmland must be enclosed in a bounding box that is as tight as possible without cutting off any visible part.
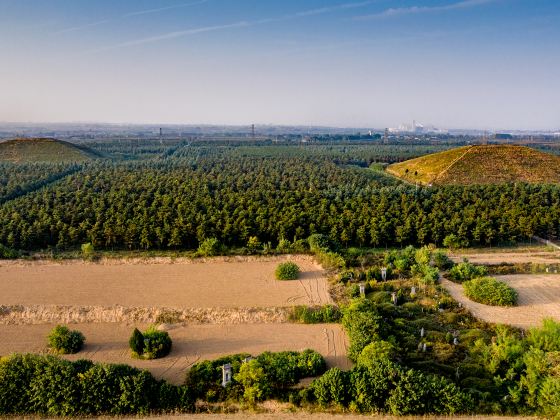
[0,256,330,308]
[0,322,349,384]
[441,274,560,329]
[0,255,348,383]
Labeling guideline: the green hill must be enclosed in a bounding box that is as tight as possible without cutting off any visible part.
[0,138,94,163]
[387,145,560,185]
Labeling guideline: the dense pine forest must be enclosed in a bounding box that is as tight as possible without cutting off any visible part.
[1,140,559,252]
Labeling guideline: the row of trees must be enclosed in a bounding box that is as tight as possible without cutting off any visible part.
[0,152,559,251]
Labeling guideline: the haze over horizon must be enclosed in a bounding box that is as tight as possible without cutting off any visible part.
[1,0,559,130]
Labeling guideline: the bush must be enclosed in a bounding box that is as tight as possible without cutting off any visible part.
[289,305,342,323]
[308,234,332,253]
[80,242,95,260]
[129,328,144,355]
[275,262,300,280]
[448,261,488,283]
[197,237,221,257]
[311,368,349,406]
[433,250,454,270]
[527,319,560,352]
[342,300,383,362]
[130,326,172,359]
[47,325,85,354]
[357,341,396,368]
[316,251,346,271]
[463,277,518,306]
[0,243,19,259]
[0,354,194,415]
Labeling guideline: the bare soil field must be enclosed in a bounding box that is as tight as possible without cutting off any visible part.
[0,322,350,384]
[0,256,331,308]
[450,249,560,265]
[441,274,560,329]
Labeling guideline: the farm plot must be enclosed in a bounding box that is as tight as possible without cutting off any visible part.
[450,249,560,265]
[441,274,560,329]
[0,322,350,384]
[0,256,331,308]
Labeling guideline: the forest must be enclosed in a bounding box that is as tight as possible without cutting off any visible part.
[0,141,559,253]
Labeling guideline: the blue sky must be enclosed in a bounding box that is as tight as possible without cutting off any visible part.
[0,0,558,130]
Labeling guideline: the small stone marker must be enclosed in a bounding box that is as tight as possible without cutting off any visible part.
[381,267,387,281]
[359,283,366,297]
[453,337,459,346]
[391,292,398,305]
[410,286,416,297]
[222,364,233,387]
[422,343,427,352]
[420,327,425,338]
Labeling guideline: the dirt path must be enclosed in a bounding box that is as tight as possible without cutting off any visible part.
[0,323,350,384]
[450,250,560,265]
[0,257,331,308]
[441,274,560,329]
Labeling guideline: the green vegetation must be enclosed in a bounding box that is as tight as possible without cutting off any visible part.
[47,325,85,354]
[463,277,518,306]
[0,138,93,163]
[0,354,193,415]
[275,261,300,280]
[184,350,326,404]
[1,142,559,253]
[448,261,488,283]
[0,243,19,258]
[197,237,221,256]
[388,145,560,185]
[288,305,342,324]
[129,326,172,360]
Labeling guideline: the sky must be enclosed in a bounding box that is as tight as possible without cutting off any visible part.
[0,0,558,130]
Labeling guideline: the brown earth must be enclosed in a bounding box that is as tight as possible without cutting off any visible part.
[0,322,350,385]
[450,250,560,265]
[441,274,560,329]
[0,256,331,308]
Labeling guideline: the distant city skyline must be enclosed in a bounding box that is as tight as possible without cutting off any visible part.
[1,0,559,130]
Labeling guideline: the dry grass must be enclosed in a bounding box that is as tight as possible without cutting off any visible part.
[0,138,92,162]
[450,249,560,265]
[387,145,560,185]
[441,274,560,329]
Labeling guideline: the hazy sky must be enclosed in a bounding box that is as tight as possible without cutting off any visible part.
[0,0,558,130]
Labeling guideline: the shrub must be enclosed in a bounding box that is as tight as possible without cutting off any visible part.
[357,341,396,368]
[448,261,487,283]
[236,359,269,404]
[275,261,300,280]
[527,319,560,352]
[80,242,95,260]
[308,234,332,253]
[463,277,518,307]
[129,328,144,355]
[289,305,342,324]
[311,367,349,406]
[0,243,19,259]
[47,325,85,354]
[433,250,454,270]
[197,237,221,257]
[130,326,172,359]
[316,251,346,271]
[0,354,194,415]
[276,238,292,253]
[342,300,383,362]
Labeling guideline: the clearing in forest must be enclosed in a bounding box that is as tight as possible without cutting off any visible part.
[441,274,560,329]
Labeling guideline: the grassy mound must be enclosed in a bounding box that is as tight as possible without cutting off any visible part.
[387,145,560,185]
[0,138,94,162]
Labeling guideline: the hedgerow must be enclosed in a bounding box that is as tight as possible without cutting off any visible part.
[463,277,518,306]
